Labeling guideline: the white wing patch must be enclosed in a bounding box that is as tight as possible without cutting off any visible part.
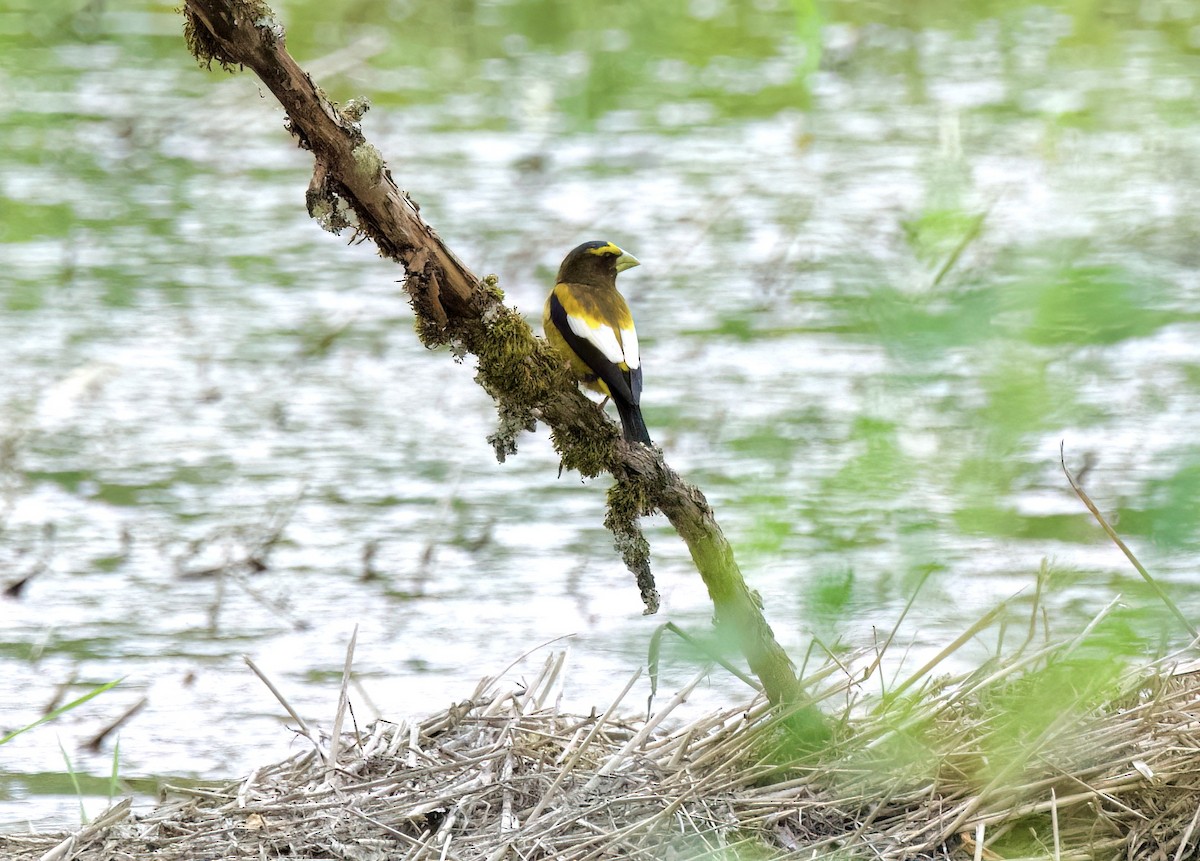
[567,314,627,366]
[620,326,640,370]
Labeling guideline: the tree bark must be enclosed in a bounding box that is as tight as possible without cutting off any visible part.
[181,0,806,707]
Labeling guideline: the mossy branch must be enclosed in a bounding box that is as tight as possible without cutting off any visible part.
[180,0,805,706]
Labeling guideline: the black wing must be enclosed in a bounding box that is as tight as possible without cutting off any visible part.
[548,290,639,406]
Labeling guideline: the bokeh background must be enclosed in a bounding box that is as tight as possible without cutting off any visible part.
[4,0,1200,829]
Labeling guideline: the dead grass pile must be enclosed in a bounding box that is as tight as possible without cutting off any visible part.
[4,607,1200,861]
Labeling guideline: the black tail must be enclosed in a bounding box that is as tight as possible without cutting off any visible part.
[615,398,653,446]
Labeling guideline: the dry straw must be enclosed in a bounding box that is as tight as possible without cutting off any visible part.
[4,602,1200,861]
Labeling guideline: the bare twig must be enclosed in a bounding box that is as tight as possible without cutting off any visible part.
[244,654,323,756]
[83,696,147,752]
[327,625,358,777]
[1060,441,1196,639]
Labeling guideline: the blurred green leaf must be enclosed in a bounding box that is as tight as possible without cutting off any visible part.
[806,567,855,618]
[1011,260,1174,347]
[1117,457,1200,550]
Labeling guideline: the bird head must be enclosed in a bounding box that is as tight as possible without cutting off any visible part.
[557,240,640,287]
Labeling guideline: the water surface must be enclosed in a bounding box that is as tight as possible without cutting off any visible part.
[3,0,1200,829]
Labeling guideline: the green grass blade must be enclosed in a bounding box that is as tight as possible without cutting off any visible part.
[58,737,87,824]
[0,678,123,746]
[109,735,121,803]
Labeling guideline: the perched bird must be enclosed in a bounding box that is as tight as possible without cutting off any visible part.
[543,240,652,446]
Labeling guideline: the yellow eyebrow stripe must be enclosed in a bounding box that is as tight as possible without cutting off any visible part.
[585,242,622,258]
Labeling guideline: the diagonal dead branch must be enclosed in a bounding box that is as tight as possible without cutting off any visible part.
[179,0,804,706]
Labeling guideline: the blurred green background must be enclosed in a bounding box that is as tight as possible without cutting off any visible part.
[3,0,1200,830]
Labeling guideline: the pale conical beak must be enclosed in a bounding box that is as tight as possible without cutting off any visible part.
[615,251,640,272]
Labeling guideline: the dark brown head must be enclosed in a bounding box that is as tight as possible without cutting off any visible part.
[556,240,640,287]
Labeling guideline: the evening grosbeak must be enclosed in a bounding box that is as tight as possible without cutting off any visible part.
[543,240,652,446]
